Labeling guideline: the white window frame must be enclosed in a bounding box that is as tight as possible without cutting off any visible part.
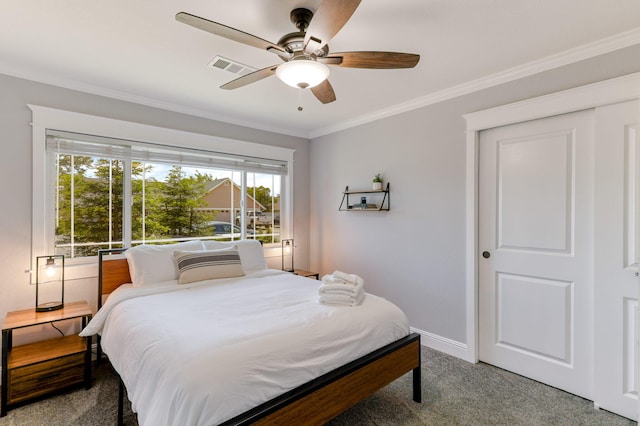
[30,105,294,280]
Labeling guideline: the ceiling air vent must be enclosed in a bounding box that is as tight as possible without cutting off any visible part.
[208,55,257,76]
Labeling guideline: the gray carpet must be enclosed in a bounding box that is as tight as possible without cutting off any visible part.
[0,347,634,425]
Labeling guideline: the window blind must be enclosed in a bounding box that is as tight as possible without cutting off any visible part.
[46,129,288,175]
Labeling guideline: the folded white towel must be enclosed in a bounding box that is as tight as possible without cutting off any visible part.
[321,274,346,284]
[318,270,365,306]
[319,291,365,306]
[319,281,364,296]
[333,270,364,286]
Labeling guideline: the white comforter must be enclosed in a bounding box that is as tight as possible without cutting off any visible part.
[81,270,409,426]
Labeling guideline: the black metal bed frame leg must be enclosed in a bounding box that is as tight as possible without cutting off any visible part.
[118,378,125,426]
[412,343,422,403]
[412,365,422,402]
[96,335,102,365]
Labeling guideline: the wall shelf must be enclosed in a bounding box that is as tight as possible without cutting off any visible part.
[339,183,390,211]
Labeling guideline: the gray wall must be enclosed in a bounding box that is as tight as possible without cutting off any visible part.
[0,73,310,345]
[309,44,640,345]
[1,42,639,354]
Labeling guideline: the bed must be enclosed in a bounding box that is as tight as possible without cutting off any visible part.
[81,239,421,425]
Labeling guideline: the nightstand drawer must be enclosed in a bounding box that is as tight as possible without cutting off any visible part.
[8,353,85,404]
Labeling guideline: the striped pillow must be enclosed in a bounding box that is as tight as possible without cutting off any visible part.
[173,247,245,284]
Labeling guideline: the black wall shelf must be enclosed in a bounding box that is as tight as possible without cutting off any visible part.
[339,183,390,211]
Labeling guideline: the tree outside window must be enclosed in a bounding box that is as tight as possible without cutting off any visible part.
[55,156,281,258]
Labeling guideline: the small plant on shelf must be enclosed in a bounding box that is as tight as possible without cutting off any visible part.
[372,173,383,190]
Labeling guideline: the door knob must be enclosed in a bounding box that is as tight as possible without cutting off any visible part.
[482,251,491,259]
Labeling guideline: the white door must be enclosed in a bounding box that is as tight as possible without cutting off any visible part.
[594,100,639,420]
[478,110,595,399]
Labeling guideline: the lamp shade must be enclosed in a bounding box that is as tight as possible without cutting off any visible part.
[35,255,65,312]
[276,58,329,89]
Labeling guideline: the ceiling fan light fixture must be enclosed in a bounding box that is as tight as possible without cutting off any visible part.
[276,57,329,89]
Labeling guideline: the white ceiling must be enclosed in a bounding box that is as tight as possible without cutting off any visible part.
[1,1,640,138]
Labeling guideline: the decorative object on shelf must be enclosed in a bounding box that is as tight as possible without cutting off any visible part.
[372,174,383,191]
[35,255,65,312]
[339,183,390,211]
[281,239,294,272]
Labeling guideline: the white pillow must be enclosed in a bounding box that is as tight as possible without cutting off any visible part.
[202,239,267,274]
[125,240,204,287]
[174,246,245,284]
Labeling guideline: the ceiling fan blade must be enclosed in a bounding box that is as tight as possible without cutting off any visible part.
[310,79,337,104]
[319,51,420,69]
[176,12,287,55]
[304,0,361,54]
[220,65,279,90]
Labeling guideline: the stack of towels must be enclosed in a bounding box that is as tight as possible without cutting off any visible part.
[318,270,365,306]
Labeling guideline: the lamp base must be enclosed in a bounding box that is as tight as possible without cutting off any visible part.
[36,302,64,312]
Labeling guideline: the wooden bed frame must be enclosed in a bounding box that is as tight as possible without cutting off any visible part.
[97,249,422,425]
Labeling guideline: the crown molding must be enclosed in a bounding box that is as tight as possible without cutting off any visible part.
[309,26,640,139]
[0,63,309,139]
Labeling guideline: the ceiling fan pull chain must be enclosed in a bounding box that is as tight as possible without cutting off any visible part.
[297,88,304,112]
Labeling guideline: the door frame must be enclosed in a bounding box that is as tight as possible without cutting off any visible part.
[462,72,640,363]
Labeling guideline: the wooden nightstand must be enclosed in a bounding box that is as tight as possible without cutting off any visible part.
[293,269,320,280]
[1,301,92,417]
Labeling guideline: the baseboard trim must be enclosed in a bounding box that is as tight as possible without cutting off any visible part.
[410,326,474,363]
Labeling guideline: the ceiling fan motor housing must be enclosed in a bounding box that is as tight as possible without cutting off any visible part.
[277,33,329,58]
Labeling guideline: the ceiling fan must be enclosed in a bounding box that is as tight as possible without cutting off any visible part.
[176,0,420,104]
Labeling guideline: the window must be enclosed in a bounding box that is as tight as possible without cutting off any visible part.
[31,106,293,277]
